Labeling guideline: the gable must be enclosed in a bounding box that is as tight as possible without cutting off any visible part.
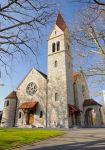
[17,68,47,90]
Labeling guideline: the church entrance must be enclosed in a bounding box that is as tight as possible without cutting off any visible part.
[28,110,34,125]
[85,108,96,127]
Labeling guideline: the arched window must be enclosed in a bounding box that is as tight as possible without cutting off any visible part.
[6,100,9,107]
[54,60,58,67]
[55,93,58,101]
[40,111,43,118]
[57,41,60,51]
[52,43,55,52]
[19,112,21,119]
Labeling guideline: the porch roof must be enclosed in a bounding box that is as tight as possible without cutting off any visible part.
[68,104,82,113]
[83,99,102,107]
[19,101,38,109]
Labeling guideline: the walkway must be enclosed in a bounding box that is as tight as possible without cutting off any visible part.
[14,128,105,150]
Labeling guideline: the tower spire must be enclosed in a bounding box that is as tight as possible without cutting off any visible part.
[56,13,67,31]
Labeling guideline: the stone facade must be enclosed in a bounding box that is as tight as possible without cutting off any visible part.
[1,13,104,128]
[1,95,17,127]
[16,68,47,127]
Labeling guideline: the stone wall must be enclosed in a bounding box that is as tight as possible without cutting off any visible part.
[47,24,74,128]
[1,98,17,127]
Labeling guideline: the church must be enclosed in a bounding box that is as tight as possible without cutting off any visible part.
[1,13,104,128]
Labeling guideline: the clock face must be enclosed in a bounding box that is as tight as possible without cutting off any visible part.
[26,82,37,96]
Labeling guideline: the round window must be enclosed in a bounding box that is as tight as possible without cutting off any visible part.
[26,82,37,96]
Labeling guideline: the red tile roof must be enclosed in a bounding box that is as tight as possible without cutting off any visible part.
[5,91,16,99]
[73,72,81,81]
[68,104,82,114]
[56,13,67,31]
[83,99,102,107]
[19,101,38,109]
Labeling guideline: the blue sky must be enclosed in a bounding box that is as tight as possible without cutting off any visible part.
[0,0,104,110]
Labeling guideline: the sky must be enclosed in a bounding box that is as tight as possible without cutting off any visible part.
[0,0,105,110]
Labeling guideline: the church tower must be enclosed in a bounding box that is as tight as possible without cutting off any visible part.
[47,13,74,128]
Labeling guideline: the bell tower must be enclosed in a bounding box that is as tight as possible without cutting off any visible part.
[47,13,74,128]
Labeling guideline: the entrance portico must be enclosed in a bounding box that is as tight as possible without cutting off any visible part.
[68,104,82,126]
[83,99,103,127]
[19,101,38,126]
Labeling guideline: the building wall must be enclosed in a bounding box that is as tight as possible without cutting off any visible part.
[1,98,17,127]
[16,68,47,127]
[74,74,90,111]
[47,25,74,128]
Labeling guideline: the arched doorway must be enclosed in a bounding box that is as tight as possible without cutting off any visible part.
[85,108,96,127]
[28,110,34,125]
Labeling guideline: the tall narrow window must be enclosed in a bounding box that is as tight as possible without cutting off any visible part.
[57,41,60,51]
[54,60,58,67]
[19,112,21,119]
[55,93,58,101]
[6,100,9,107]
[52,43,55,52]
[40,111,43,118]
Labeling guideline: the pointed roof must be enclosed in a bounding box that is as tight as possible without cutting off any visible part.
[56,13,67,31]
[17,67,47,90]
[5,91,17,99]
[83,99,102,107]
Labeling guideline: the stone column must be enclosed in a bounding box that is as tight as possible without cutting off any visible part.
[95,107,101,127]
[24,110,28,126]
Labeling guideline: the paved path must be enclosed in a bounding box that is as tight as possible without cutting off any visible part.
[14,128,105,150]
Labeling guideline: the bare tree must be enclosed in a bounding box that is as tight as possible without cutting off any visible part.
[72,0,105,6]
[72,2,105,76]
[94,0,105,6]
[0,0,55,71]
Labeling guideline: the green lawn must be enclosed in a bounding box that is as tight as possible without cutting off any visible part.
[0,128,64,150]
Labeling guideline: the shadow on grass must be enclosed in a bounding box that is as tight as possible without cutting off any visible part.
[28,139,105,150]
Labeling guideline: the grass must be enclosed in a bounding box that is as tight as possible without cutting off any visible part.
[0,128,64,150]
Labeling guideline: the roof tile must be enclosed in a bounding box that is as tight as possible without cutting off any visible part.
[19,101,38,109]
[73,72,81,81]
[83,99,102,107]
[5,91,16,99]
[56,13,67,31]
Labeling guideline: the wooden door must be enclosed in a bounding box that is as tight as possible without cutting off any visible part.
[28,113,34,125]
